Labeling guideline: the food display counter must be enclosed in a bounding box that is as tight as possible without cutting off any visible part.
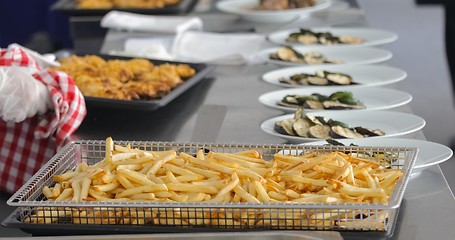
[75,5,455,240]
[2,0,455,239]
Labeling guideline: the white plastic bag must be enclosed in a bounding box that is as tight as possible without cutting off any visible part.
[0,66,52,122]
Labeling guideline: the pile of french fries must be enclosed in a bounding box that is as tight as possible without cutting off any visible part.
[28,137,404,230]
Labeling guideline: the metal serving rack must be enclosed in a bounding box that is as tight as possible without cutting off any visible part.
[6,140,418,235]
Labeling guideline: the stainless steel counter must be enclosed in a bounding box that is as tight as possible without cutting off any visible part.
[68,2,455,240]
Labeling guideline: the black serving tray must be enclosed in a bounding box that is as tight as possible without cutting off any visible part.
[1,209,395,239]
[62,54,214,111]
[51,0,198,16]
[1,209,266,236]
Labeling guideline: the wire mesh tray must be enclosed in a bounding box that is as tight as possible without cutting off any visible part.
[5,140,418,235]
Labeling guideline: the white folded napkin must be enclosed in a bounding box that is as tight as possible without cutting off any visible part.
[101,11,203,33]
[123,37,175,60]
[117,31,266,65]
[171,31,266,65]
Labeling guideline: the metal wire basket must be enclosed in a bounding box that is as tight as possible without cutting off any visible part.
[6,140,418,235]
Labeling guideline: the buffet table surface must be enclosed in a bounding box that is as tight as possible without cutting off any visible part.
[53,1,455,240]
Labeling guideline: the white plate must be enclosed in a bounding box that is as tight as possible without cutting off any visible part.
[260,110,426,143]
[267,27,398,47]
[259,86,412,112]
[262,65,407,88]
[216,0,332,23]
[318,0,349,13]
[301,138,453,170]
[258,46,392,66]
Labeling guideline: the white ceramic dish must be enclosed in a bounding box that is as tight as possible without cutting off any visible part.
[216,0,332,23]
[317,0,349,13]
[259,86,412,112]
[301,138,453,170]
[258,46,392,66]
[267,27,398,47]
[262,65,407,88]
[260,110,426,143]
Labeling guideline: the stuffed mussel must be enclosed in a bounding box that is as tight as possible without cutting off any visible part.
[279,70,355,86]
[274,107,385,140]
[270,46,342,64]
[277,91,366,110]
[286,28,364,45]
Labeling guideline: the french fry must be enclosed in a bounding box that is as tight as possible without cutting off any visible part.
[146,151,176,176]
[112,152,138,162]
[233,185,260,203]
[71,181,81,202]
[52,183,62,197]
[187,192,207,202]
[114,156,154,165]
[53,171,78,182]
[101,171,116,184]
[164,170,179,183]
[211,153,266,169]
[268,191,287,201]
[254,181,271,203]
[175,175,204,182]
[117,169,155,186]
[116,174,136,189]
[163,163,203,178]
[55,188,73,201]
[166,183,218,194]
[281,175,329,187]
[88,189,108,200]
[93,182,119,192]
[115,184,168,198]
[189,157,233,175]
[129,193,155,200]
[285,189,300,199]
[42,186,53,199]
[168,192,189,202]
[185,165,220,179]
[105,137,114,161]
[232,150,261,159]
[80,178,91,200]
[206,172,240,202]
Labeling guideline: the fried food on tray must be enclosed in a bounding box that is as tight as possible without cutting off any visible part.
[76,0,180,9]
[113,0,164,8]
[77,0,113,8]
[52,55,196,100]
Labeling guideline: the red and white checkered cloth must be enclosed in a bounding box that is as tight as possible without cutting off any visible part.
[0,45,86,193]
